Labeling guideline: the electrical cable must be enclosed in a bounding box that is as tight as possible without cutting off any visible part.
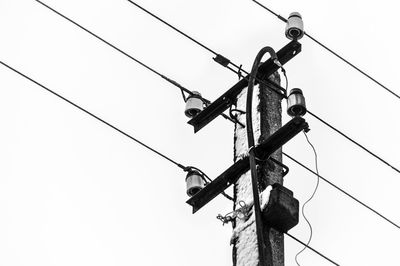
[251,0,400,101]
[126,0,215,56]
[5,6,397,264]
[295,131,321,266]
[282,152,400,229]
[33,0,236,125]
[0,60,235,203]
[307,110,400,174]
[124,1,244,71]
[0,60,339,266]
[122,0,400,175]
[285,232,340,266]
[245,46,280,266]
[32,0,400,228]
[0,60,186,170]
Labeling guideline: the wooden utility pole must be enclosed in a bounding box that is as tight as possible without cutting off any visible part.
[232,72,284,266]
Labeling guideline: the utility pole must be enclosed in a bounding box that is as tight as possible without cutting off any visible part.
[232,71,284,266]
[185,41,303,266]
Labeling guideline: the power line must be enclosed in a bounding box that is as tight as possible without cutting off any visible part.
[251,0,400,101]
[0,61,339,266]
[123,0,400,175]
[1,59,235,203]
[31,0,400,229]
[282,152,400,229]
[0,60,188,170]
[0,60,341,266]
[126,0,216,56]
[308,110,400,174]
[286,232,340,266]
[33,0,236,124]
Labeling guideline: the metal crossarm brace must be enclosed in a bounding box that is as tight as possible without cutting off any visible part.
[188,40,301,133]
[186,117,309,213]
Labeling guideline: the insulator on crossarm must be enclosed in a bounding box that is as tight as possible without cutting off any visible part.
[185,170,205,197]
[185,91,204,118]
[285,12,304,40]
[287,88,307,117]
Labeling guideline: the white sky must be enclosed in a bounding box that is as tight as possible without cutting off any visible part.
[1,0,400,265]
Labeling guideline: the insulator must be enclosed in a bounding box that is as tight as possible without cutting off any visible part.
[185,170,205,197]
[287,88,307,117]
[285,12,304,40]
[184,91,204,118]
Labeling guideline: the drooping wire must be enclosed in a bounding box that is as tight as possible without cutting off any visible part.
[286,232,340,266]
[32,0,400,228]
[295,131,321,266]
[251,0,400,101]
[122,0,400,175]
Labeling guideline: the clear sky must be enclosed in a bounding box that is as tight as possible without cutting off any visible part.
[1,0,399,265]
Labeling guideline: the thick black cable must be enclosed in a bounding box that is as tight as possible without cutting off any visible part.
[286,232,340,266]
[282,152,400,229]
[307,110,400,174]
[0,60,187,170]
[33,0,400,226]
[246,47,279,266]
[295,132,320,266]
[34,0,237,125]
[122,0,400,175]
[251,0,400,101]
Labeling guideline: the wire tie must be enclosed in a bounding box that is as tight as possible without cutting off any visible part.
[248,145,256,155]
[238,64,243,80]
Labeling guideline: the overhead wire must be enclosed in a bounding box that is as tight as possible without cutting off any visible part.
[295,132,321,266]
[0,59,336,265]
[282,152,400,229]
[32,0,400,229]
[251,0,400,101]
[33,0,236,125]
[123,0,400,175]
[0,60,185,170]
[307,110,400,174]
[286,232,340,266]
[0,60,235,203]
[10,2,397,263]
[3,64,341,265]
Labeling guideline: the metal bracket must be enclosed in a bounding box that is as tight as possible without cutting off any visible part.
[188,40,301,133]
[269,157,289,177]
[186,117,308,213]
